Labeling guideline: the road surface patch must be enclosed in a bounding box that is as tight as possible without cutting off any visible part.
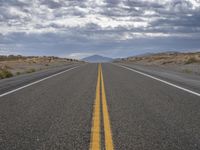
[117,64,200,97]
[0,66,79,98]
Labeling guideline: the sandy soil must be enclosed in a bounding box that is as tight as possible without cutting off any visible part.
[116,52,200,75]
[0,56,81,76]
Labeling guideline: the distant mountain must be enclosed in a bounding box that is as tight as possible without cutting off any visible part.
[81,55,113,63]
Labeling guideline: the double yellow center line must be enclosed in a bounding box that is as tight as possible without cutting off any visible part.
[90,64,114,150]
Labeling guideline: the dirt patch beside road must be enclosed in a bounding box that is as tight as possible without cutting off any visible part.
[0,55,81,79]
[115,52,200,75]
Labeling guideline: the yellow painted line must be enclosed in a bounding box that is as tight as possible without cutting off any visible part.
[90,64,114,150]
[100,64,114,150]
[90,64,101,150]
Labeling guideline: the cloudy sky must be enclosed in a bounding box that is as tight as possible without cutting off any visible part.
[0,0,200,59]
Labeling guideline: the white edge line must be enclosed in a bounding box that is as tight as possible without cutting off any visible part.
[115,64,200,97]
[0,66,80,98]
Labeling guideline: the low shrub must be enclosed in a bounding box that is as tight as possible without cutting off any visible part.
[185,57,198,64]
[162,61,174,65]
[0,69,13,79]
[182,69,192,74]
[16,72,21,75]
[26,68,36,73]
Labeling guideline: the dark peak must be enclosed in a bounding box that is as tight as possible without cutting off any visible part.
[81,55,113,63]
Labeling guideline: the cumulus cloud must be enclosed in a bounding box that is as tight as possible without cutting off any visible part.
[0,0,200,58]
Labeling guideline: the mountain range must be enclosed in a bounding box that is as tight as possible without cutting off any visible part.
[81,55,113,63]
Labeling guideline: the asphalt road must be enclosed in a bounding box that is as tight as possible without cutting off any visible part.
[118,63,200,93]
[0,63,200,150]
[0,63,80,95]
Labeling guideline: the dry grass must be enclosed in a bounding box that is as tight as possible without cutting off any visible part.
[0,55,81,80]
[117,52,200,65]
[185,57,199,64]
[26,68,36,73]
[115,52,200,76]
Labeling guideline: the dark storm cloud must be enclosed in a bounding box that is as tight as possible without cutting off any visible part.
[151,13,200,28]
[124,0,164,8]
[40,0,64,9]
[0,0,200,58]
[0,0,30,7]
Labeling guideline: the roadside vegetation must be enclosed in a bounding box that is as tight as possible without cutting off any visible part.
[0,69,13,79]
[114,52,200,76]
[0,55,81,80]
[0,55,26,61]
[26,68,36,73]
[16,72,21,75]
[182,69,192,74]
[115,52,200,65]
[185,57,199,64]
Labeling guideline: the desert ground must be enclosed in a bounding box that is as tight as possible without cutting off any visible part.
[0,55,80,79]
[116,52,200,75]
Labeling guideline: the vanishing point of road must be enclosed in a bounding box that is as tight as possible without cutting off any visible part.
[0,63,200,150]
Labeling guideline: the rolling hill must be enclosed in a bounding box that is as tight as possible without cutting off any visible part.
[82,55,113,63]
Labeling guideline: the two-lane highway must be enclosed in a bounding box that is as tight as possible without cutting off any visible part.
[0,63,200,149]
